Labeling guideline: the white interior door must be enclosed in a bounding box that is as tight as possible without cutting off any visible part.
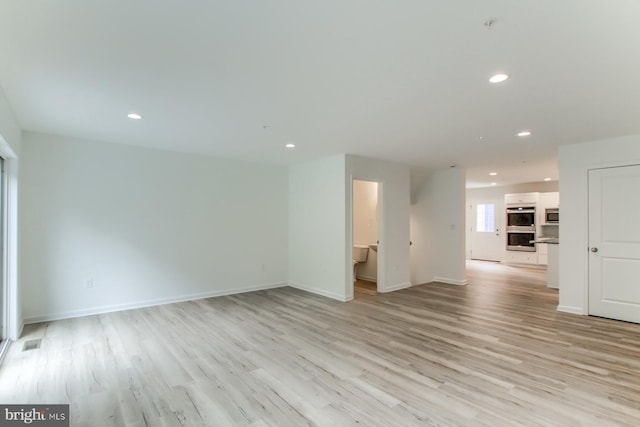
[470,200,503,262]
[589,165,640,323]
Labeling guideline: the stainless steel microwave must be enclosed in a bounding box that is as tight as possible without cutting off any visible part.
[545,208,559,223]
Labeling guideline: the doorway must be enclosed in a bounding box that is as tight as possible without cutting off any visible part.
[588,164,640,323]
[352,179,381,297]
[469,199,503,262]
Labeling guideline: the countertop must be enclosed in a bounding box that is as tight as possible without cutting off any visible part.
[533,237,559,244]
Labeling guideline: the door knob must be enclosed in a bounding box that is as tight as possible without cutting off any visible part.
[591,247,598,253]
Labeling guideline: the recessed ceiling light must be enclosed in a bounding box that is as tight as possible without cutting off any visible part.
[544,177,552,181]
[489,73,509,83]
[517,131,532,137]
[285,143,295,148]
[489,172,497,176]
[491,182,497,186]
[127,113,142,120]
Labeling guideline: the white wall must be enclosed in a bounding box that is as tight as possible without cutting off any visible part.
[0,87,21,154]
[347,155,411,295]
[411,167,466,286]
[0,87,21,340]
[288,155,347,300]
[558,134,640,315]
[19,132,289,322]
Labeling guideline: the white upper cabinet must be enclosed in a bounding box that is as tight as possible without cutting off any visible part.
[539,192,560,209]
[505,192,539,205]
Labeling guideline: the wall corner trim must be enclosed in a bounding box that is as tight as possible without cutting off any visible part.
[287,283,349,302]
[557,305,587,315]
[379,282,411,293]
[433,277,468,286]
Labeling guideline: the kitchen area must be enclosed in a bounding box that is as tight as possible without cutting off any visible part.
[505,191,559,288]
[467,185,559,289]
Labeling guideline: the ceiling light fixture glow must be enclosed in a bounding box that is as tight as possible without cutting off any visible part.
[544,177,552,181]
[491,182,497,186]
[285,143,295,148]
[517,131,532,137]
[489,73,509,83]
[127,113,142,120]
[489,172,497,176]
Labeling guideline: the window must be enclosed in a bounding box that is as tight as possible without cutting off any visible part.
[476,203,495,233]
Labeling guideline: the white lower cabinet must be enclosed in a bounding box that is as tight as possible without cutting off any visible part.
[505,251,538,264]
[504,247,549,265]
[537,243,548,265]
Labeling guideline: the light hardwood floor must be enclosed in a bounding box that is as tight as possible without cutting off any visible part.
[354,279,377,296]
[2,261,640,426]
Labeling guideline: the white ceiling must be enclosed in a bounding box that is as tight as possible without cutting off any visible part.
[1,1,640,188]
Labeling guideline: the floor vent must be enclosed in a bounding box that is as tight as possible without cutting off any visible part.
[22,339,42,352]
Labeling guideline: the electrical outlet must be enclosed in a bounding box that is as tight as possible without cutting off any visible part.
[86,279,94,289]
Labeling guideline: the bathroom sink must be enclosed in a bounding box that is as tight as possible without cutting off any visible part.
[369,244,378,252]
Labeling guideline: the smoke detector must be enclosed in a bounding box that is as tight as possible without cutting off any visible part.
[484,18,498,29]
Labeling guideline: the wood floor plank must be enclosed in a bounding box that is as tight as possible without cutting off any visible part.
[2,261,640,425]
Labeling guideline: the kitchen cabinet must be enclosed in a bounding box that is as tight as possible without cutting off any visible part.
[547,243,559,288]
[537,192,559,267]
[537,242,548,265]
[539,192,560,209]
[503,191,559,266]
[505,251,537,265]
[537,192,560,233]
[505,192,539,205]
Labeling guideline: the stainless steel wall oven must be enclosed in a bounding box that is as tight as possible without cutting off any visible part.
[506,206,536,252]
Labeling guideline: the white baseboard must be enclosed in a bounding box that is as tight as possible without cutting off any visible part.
[433,276,468,286]
[23,282,287,324]
[356,274,377,283]
[379,282,411,293]
[557,305,586,315]
[287,283,349,302]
